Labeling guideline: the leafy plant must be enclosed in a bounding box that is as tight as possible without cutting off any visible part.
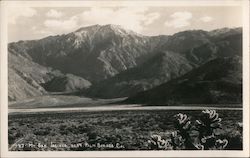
[148,110,240,150]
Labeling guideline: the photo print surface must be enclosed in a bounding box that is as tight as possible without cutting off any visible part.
[5,1,246,153]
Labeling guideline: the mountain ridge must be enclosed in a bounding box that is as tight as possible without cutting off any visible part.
[83,27,242,99]
[85,50,194,98]
[125,56,242,104]
[8,25,242,102]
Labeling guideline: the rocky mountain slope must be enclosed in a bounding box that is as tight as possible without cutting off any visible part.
[8,25,242,102]
[9,24,168,83]
[184,33,242,65]
[9,50,48,101]
[9,48,91,101]
[85,51,193,98]
[85,27,242,99]
[42,73,91,92]
[125,56,242,104]
[160,30,211,53]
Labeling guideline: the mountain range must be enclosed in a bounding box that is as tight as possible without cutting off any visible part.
[125,56,242,104]
[8,24,242,104]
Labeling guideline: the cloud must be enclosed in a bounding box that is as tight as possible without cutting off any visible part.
[79,7,160,33]
[44,16,79,32]
[8,7,37,24]
[200,16,213,22]
[46,9,63,18]
[41,7,160,37]
[143,12,160,25]
[164,11,192,28]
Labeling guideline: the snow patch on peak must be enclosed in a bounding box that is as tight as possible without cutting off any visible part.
[102,24,142,37]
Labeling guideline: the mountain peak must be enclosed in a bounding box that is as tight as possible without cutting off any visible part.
[101,24,142,36]
[74,24,101,33]
[103,24,123,29]
[74,24,126,33]
[75,24,144,37]
[72,24,136,39]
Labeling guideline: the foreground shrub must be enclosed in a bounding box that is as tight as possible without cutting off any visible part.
[148,109,242,150]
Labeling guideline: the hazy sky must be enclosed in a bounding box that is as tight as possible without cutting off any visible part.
[8,6,242,42]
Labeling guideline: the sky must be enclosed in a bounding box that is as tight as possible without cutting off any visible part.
[8,6,242,42]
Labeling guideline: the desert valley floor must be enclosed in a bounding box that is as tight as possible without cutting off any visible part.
[8,95,242,151]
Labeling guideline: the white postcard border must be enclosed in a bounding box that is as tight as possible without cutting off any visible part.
[1,0,249,157]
